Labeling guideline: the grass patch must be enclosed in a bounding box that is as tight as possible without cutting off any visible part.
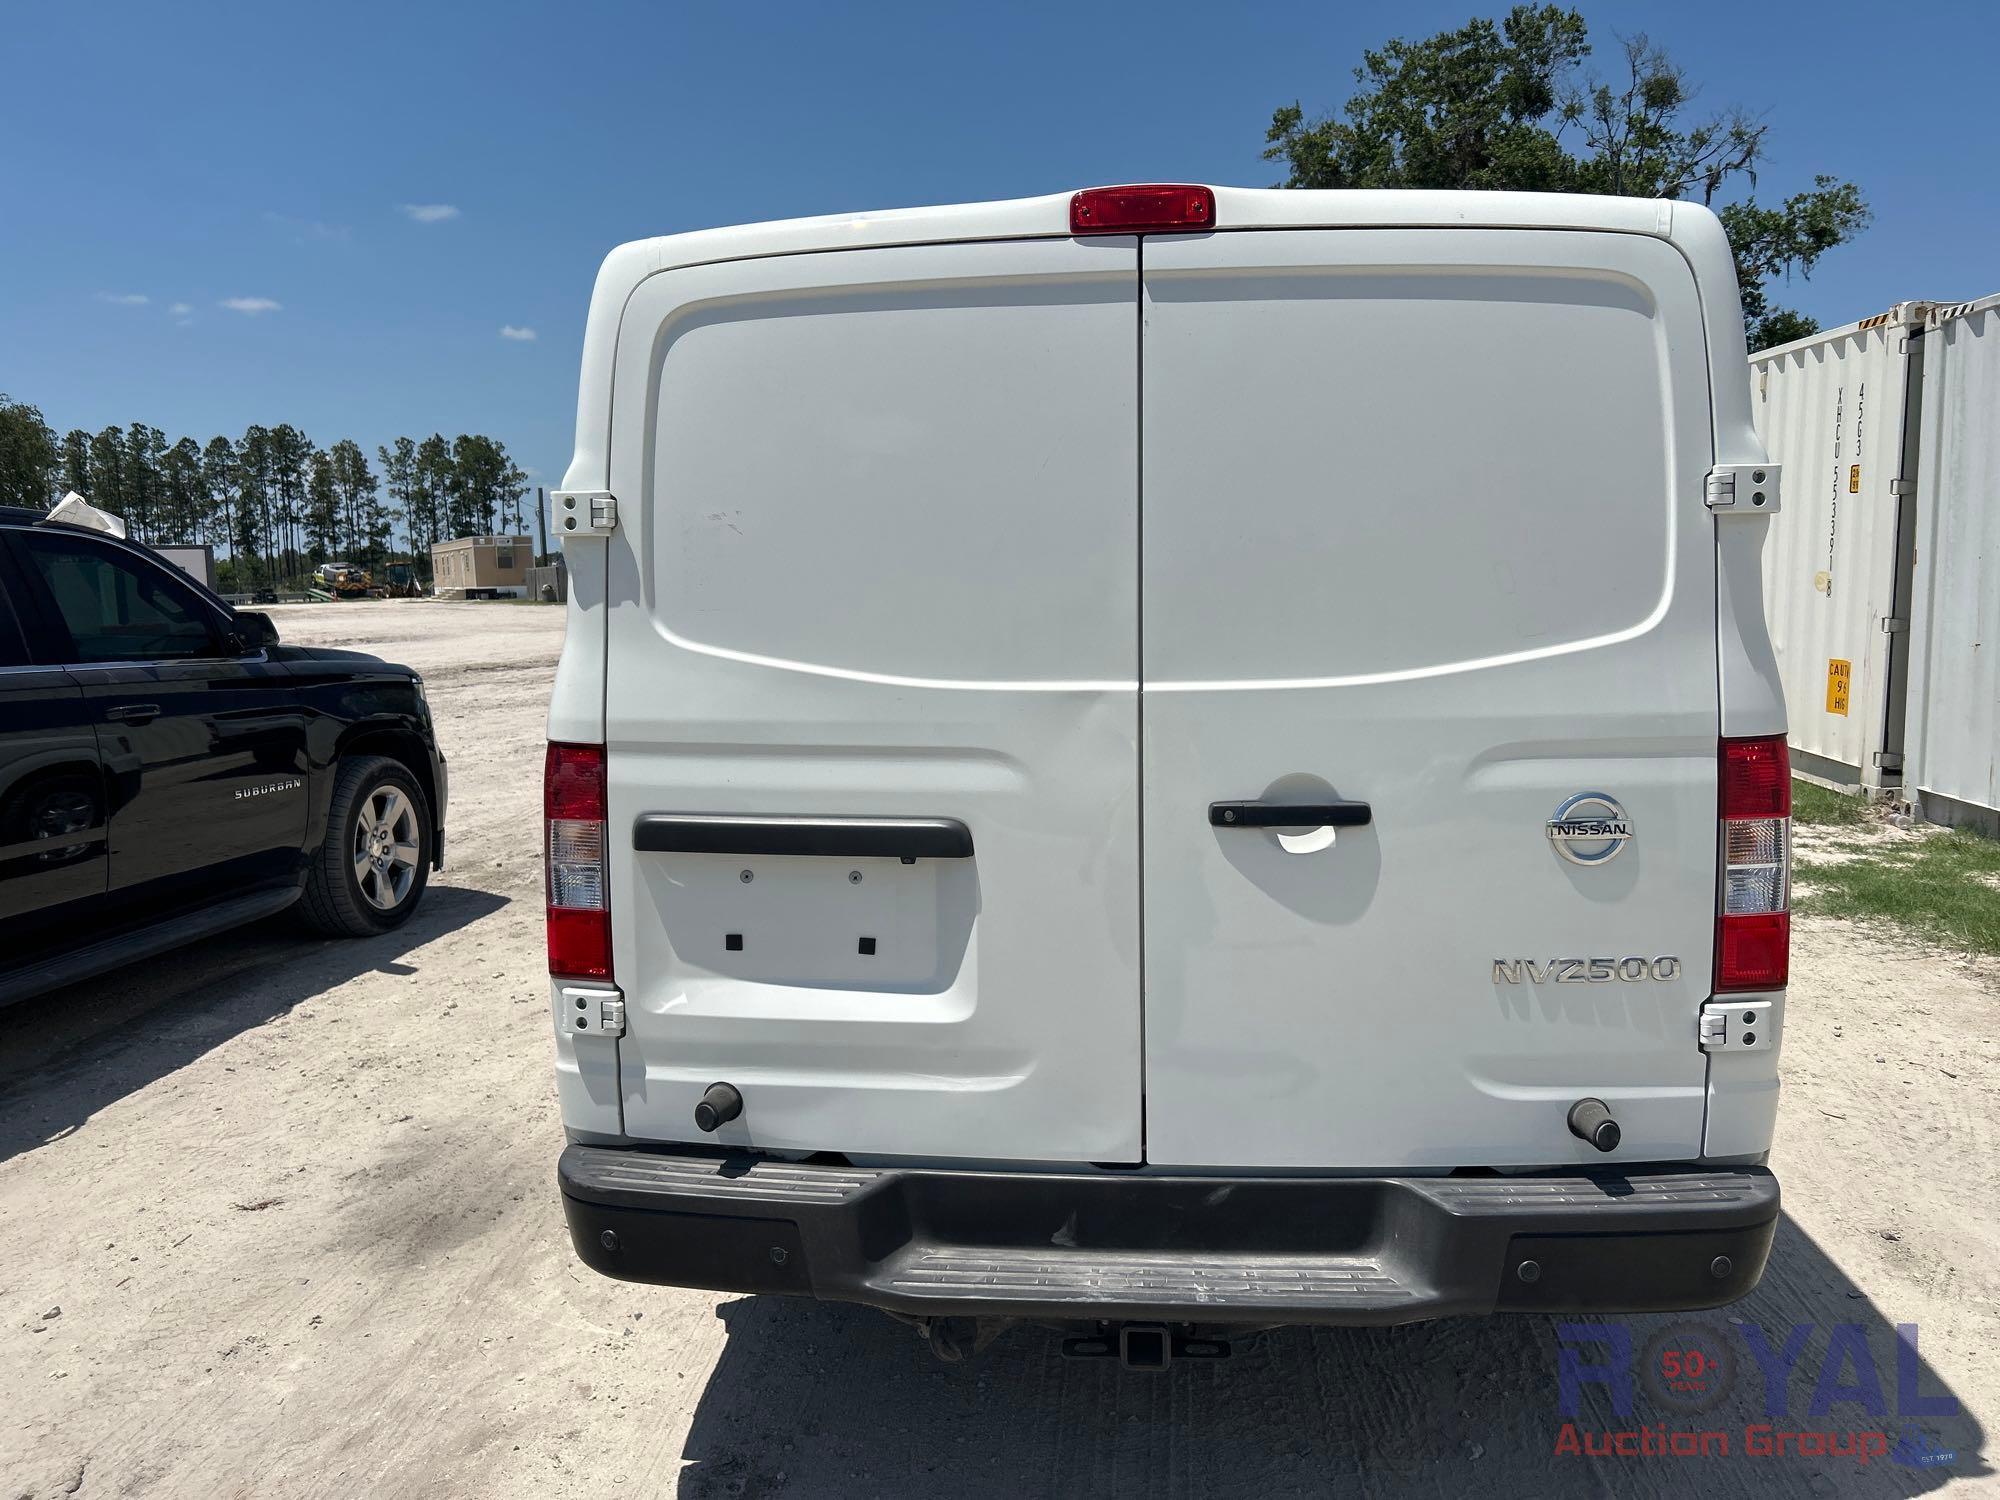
[1791,778,1866,826]
[1795,824,2000,957]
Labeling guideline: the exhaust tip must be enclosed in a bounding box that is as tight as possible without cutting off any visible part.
[694,1081,744,1133]
[1567,1097,1622,1153]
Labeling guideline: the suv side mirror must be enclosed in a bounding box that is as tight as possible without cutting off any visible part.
[231,609,280,652]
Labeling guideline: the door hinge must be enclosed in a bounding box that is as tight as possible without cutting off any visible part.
[1881,616,1908,634]
[1699,998,1774,1053]
[551,490,618,536]
[1706,464,1781,514]
[559,985,626,1039]
[1872,750,1905,772]
[1890,479,1915,497]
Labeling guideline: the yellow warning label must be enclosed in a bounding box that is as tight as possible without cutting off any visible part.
[1849,464,1861,494]
[1827,659,1852,716]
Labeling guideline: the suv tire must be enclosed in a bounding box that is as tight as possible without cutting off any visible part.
[299,755,431,937]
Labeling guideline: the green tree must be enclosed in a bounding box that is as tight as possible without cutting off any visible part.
[305,448,340,562]
[447,434,529,537]
[1263,6,1869,349]
[413,433,454,569]
[235,426,273,583]
[327,438,382,567]
[0,394,60,507]
[87,426,127,516]
[123,424,166,539]
[201,436,238,553]
[266,424,314,582]
[159,436,204,543]
[377,436,419,562]
[59,429,91,498]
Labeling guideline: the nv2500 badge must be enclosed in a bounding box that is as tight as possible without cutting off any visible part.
[1492,956,1682,984]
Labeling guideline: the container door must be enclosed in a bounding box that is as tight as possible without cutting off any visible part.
[1751,317,1922,788]
[604,237,1144,1164]
[1139,229,1720,1169]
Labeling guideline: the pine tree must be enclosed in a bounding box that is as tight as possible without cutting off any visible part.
[159,436,204,543]
[201,436,237,554]
[377,437,418,563]
[60,429,91,498]
[235,426,273,584]
[87,426,127,517]
[305,448,340,563]
[327,439,379,567]
[266,424,313,582]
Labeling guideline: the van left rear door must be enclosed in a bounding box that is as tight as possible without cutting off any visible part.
[603,236,1145,1164]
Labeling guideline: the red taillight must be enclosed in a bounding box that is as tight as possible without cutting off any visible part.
[547,741,607,821]
[1717,735,1789,991]
[1722,736,1791,819]
[546,742,611,979]
[1070,184,1216,236]
[1718,911,1789,991]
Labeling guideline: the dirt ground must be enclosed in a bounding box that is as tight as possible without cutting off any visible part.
[1,600,1994,1498]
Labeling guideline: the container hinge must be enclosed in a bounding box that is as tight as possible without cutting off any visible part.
[551,491,617,536]
[1889,479,1915,497]
[1881,616,1908,634]
[1872,750,1905,772]
[1705,463,1781,514]
[1700,999,1774,1053]
[559,984,626,1039]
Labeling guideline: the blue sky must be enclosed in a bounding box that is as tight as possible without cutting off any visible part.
[5,0,1996,504]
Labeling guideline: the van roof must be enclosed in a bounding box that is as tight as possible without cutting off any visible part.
[599,186,1686,281]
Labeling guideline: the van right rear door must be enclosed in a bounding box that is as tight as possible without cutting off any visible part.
[1138,228,1721,1170]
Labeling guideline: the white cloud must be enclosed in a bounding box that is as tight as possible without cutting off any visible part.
[400,203,460,223]
[499,324,537,341]
[168,302,192,316]
[265,211,350,243]
[220,296,282,314]
[96,292,149,305]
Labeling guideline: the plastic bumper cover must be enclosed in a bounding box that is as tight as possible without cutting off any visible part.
[558,1145,1779,1326]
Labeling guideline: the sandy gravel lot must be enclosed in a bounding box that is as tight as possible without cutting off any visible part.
[1,600,1993,1498]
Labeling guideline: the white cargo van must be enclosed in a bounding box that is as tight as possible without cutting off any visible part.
[546,185,1790,1365]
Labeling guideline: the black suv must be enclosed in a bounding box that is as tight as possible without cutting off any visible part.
[0,507,447,1005]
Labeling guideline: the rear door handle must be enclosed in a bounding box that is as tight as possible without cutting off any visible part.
[1209,801,1372,828]
[105,703,161,725]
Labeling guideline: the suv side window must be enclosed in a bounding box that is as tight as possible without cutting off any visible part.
[19,532,221,663]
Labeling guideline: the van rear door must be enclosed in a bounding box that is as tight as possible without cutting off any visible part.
[1138,229,1720,1169]
[602,237,1144,1164]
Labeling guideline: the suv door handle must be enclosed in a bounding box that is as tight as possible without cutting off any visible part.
[1209,801,1372,828]
[105,703,161,725]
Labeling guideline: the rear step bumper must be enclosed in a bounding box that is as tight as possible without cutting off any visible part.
[558,1146,1779,1325]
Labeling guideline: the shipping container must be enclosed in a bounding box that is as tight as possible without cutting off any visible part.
[1749,305,1926,791]
[1904,294,2000,836]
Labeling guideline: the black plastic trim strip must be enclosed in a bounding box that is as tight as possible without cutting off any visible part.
[0,884,302,1008]
[633,813,973,859]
